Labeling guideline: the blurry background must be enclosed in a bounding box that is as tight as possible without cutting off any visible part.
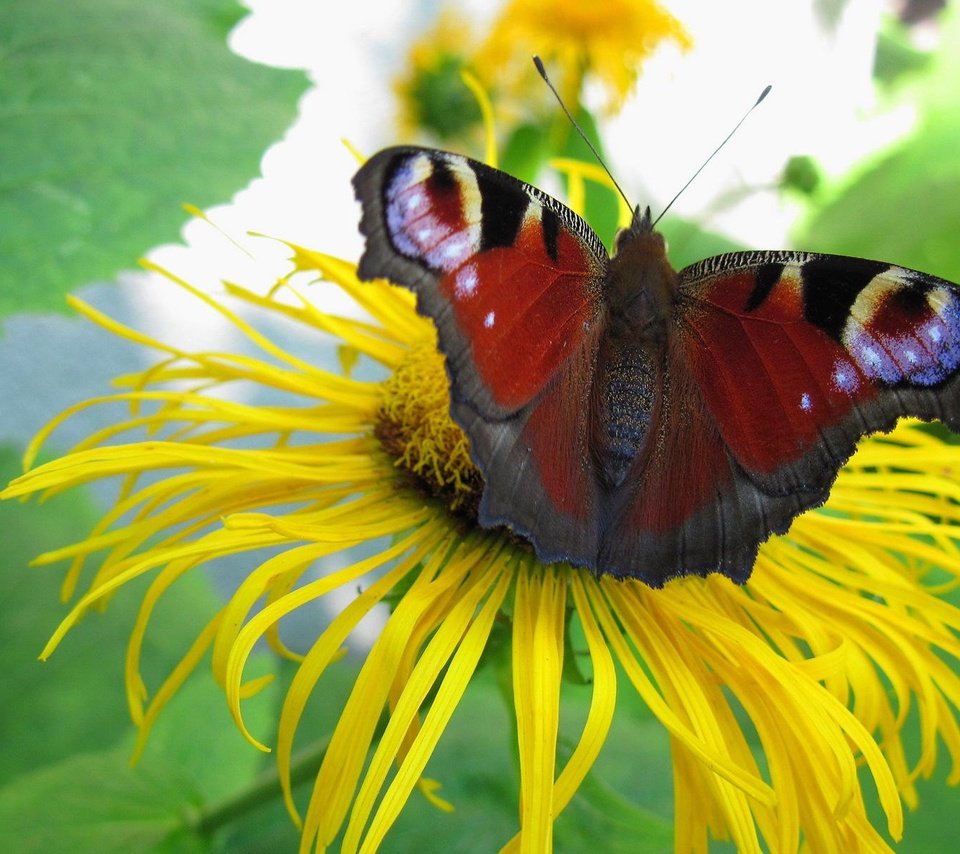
[1,0,958,850]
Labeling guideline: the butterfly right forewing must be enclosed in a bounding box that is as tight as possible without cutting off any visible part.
[679,251,960,492]
[601,251,960,584]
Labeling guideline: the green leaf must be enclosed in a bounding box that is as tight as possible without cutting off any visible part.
[796,4,960,278]
[780,155,823,197]
[874,22,933,86]
[134,658,282,809]
[0,749,207,854]
[500,123,551,185]
[502,111,622,249]
[658,218,745,271]
[554,765,673,854]
[406,52,482,141]
[0,447,133,783]
[558,109,621,249]
[0,445,295,848]
[0,0,308,315]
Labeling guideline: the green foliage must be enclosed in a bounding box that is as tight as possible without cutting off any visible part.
[780,155,823,197]
[501,109,623,250]
[796,4,960,280]
[406,53,483,140]
[874,19,934,85]
[0,448,286,853]
[0,751,207,854]
[0,0,307,315]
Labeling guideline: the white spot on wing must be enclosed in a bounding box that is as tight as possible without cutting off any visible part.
[484,311,496,329]
[455,265,478,298]
[441,233,472,263]
[800,392,812,412]
[832,360,859,394]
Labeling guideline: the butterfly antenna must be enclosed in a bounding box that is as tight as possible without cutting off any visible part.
[533,56,634,214]
[651,84,772,228]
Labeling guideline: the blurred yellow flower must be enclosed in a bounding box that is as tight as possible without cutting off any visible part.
[5,228,960,850]
[474,0,692,113]
[394,11,483,141]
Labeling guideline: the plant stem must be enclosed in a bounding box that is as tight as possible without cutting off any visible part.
[191,736,330,837]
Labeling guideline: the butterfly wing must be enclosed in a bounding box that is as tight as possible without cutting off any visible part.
[353,147,609,564]
[599,335,782,585]
[606,250,960,584]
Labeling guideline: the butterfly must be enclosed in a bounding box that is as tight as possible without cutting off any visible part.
[352,146,960,587]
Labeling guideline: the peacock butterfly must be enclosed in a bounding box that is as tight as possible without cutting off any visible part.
[352,146,960,587]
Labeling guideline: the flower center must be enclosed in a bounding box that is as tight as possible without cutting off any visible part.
[376,336,483,516]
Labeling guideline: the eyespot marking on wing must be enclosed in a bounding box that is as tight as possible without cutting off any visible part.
[383,152,484,274]
[841,273,960,385]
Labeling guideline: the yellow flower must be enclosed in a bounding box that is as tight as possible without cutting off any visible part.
[5,235,960,851]
[394,11,483,141]
[474,0,693,114]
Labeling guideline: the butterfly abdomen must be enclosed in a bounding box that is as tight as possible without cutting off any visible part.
[598,346,657,489]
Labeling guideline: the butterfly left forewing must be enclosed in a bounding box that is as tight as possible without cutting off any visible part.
[354,147,607,417]
[353,146,610,567]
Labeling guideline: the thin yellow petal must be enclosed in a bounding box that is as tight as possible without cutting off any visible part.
[359,560,513,852]
[513,564,566,853]
[344,544,510,852]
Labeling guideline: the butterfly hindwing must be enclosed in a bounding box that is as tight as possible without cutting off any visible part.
[353,146,609,564]
[600,336,767,584]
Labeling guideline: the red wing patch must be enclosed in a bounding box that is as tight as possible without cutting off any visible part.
[438,210,605,410]
[679,268,873,475]
[677,253,960,500]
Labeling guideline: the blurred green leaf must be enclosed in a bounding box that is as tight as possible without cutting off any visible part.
[554,765,673,854]
[0,446,290,850]
[502,110,622,249]
[0,447,133,782]
[559,109,622,249]
[0,749,207,854]
[780,155,822,197]
[797,4,960,279]
[406,52,482,141]
[0,0,308,315]
[500,123,551,185]
[659,218,745,271]
[874,19,934,85]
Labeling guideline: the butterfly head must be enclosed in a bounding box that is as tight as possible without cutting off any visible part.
[613,204,665,259]
[614,204,654,247]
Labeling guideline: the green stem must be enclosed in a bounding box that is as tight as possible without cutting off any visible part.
[190,736,330,837]
[490,636,520,776]
[188,713,389,838]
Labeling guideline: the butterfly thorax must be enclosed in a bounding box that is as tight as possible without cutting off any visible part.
[593,226,678,490]
[608,216,677,326]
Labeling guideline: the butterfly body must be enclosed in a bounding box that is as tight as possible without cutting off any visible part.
[353,146,960,586]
